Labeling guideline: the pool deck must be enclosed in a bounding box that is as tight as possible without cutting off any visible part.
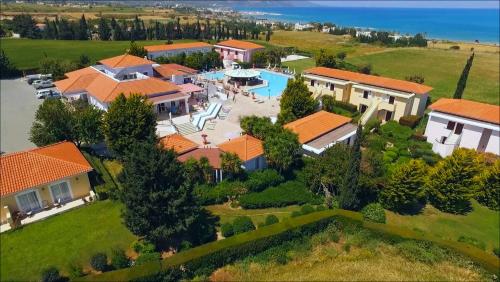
[183,88,280,146]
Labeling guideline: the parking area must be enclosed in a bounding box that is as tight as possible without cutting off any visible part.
[1,78,44,154]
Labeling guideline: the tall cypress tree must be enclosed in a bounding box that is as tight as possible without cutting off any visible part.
[453,52,474,99]
[77,14,88,40]
[98,17,111,40]
[338,125,362,210]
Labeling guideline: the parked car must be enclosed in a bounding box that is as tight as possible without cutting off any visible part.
[33,79,54,89]
[36,89,53,99]
[45,91,61,100]
[26,74,52,85]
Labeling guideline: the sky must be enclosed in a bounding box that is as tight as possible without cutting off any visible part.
[308,1,499,8]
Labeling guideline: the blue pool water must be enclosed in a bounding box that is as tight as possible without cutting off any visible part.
[202,71,225,80]
[251,70,291,97]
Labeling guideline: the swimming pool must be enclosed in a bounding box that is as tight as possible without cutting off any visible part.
[202,71,225,80]
[251,70,291,97]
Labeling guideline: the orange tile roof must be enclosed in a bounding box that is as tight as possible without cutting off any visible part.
[154,63,198,77]
[85,75,180,103]
[215,40,265,50]
[144,42,212,52]
[99,54,155,68]
[284,110,352,143]
[304,67,433,95]
[177,148,222,169]
[1,142,93,196]
[159,134,199,154]
[429,98,500,125]
[55,68,100,94]
[218,134,264,162]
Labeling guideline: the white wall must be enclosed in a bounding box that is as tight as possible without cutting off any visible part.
[148,47,212,59]
[114,65,154,79]
[88,95,109,111]
[458,124,483,150]
[486,130,500,155]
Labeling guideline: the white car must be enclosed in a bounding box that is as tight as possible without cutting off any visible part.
[33,79,54,89]
[26,74,52,85]
[36,89,60,99]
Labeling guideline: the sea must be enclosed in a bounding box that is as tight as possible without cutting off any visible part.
[237,7,500,43]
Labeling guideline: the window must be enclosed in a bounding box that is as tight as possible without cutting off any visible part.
[446,121,456,130]
[363,90,370,99]
[388,96,395,104]
[330,83,335,91]
[50,181,72,203]
[440,136,447,144]
[310,80,315,86]
[360,104,368,113]
[235,51,238,55]
[455,123,464,135]
[16,191,41,212]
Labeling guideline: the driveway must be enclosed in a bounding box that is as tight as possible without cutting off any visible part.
[0,78,43,154]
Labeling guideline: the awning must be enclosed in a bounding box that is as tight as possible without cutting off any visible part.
[224,69,261,78]
[178,83,204,94]
[147,92,189,104]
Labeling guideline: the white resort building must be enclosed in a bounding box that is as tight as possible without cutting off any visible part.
[213,40,265,66]
[144,42,213,59]
[424,98,500,157]
[303,67,433,125]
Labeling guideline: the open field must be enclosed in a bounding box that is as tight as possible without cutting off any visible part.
[206,204,301,226]
[387,201,500,252]
[0,201,136,281]
[347,48,500,105]
[213,244,486,281]
[0,39,198,70]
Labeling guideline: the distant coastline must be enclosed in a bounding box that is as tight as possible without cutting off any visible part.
[237,7,500,44]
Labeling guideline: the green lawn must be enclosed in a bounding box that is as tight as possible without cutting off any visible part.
[0,38,196,70]
[282,58,316,74]
[206,204,301,226]
[0,200,135,281]
[387,201,500,252]
[347,48,499,105]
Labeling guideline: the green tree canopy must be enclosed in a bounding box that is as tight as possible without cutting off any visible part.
[338,126,362,210]
[72,101,105,147]
[380,159,428,213]
[278,75,318,124]
[474,159,499,211]
[239,115,276,141]
[127,42,147,58]
[30,99,74,146]
[220,152,244,180]
[427,148,484,214]
[263,129,301,173]
[0,49,20,78]
[315,49,337,68]
[103,94,157,158]
[120,141,204,247]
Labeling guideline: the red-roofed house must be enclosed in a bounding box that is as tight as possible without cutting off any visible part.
[153,63,198,84]
[303,67,432,125]
[424,98,500,157]
[177,148,224,182]
[54,54,191,115]
[0,142,94,232]
[218,134,266,171]
[214,40,265,65]
[284,110,358,155]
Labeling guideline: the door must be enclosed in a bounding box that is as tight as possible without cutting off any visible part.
[360,104,368,113]
[454,123,464,135]
[16,191,41,212]
[50,182,72,203]
[385,111,392,121]
[477,129,492,152]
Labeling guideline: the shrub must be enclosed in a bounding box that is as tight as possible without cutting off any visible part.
[232,216,256,235]
[264,214,279,226]
[67,262,85,278]
[493,247,500,258]
[239,181,322,209]
[395,240,447,264]
[291,211,302,218]
[245,170,285,192]
[457,235,486,250]
[405,74,425,84]
[343,243,351,252]
[194,181,247,205]
[300,204,315,215]
[111,248,129,270]
[90,252,108,272]
[132,240,156,254]
[399,115,421,129]
[135,252,161,266]
[364,118,381,133]
[449,45,460,50]
[379,121,414,141]
[474,160,500,211]
[180,240,193,251]
[361,203,386,223]
[40,266,63,282]
[334,100,358,113]
[221,223,234,238]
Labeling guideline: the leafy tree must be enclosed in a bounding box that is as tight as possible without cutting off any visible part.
[278,75,318,124]
[263,129,300,173]
[338,126,362,210]
[199,157,214,184]
[103,94,157,158]
[474,159,499,210]
[120,141,203,247]
[98,17,111,41]
[40,266,63,282]
[251,50,268,68]
[184,52,204,70]
[380,159,428,213]
[220,152,244,180]
[39,57,77,80]
[265,28,271,41]
[12,14,40,38]
[453,52,474,99]
[127,41,147,58]
[405,74,425,84]
[183,158,204,187]
[239,115,276,140]
[336,51,347,60]
[76,14,89,40]
[72,102,104,146]
[232,216,256,234]
[315,49,337,68]
[427,148,483,214]
[77,54,91,68]
[0,49,20,78]
[30,99,74,146]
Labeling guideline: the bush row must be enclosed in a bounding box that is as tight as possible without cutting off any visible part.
[82,152,119,200]
[399,115,421,129]
[239,181,323,209]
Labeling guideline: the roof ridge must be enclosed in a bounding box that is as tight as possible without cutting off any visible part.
[30,149,92,171]
[1,141,68,158]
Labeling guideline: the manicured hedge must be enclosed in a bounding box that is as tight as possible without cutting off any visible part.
[193,181,247,205]
[245,170,285,192]
[399,115,421,129]
[82,152,119,200]
[238,181,322,209]
[81,209,499,281]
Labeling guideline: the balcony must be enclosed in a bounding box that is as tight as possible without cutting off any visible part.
[379,101,395,112]
[432,133,462,157]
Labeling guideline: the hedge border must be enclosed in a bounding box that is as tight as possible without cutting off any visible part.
[79,209,499,281]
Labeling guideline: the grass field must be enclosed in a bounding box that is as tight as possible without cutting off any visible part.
[347,48,500,105]
[0,201,135,281]
[0,38,196,70]
[387,201,499,252]
[206,204,301,226]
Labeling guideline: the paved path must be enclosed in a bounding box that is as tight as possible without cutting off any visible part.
[0,78,42,154]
